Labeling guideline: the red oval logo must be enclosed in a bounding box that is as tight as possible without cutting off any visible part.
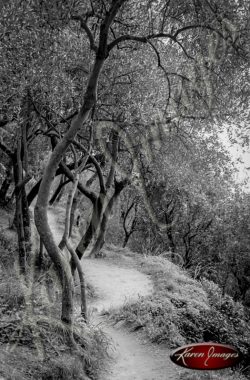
[170,343,241,370]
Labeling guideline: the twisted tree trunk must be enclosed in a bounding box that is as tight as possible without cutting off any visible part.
[90,179,128,257]
[34,58,106,330]
[34,0,126,333]
[59,174,88,320]
[75,198,101,261]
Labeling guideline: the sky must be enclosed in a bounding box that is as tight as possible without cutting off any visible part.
[221,131,250,191]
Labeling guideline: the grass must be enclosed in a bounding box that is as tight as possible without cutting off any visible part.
[106,247,210,347]
[1,201,248,379]
[105,246,250,362]
[102,245,250,380]
[0,206,109,380]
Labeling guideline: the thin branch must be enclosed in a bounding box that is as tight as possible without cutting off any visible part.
[108,23,234,59]
[105,0,127,32]
[173,24,218,38]
[27,129,44,145]
[60,161,97,203]
[105,131,119,190]
[71,139,106,194]
[71,15,98,52]
[173,39,195,60]
[161,0,171,32]
[15,174,32,195]
[147,41,171,108]
[123,200,135,231]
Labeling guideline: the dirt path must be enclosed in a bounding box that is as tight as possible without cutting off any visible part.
[48,209,178,380]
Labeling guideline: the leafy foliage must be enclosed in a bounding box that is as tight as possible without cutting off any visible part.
[0,0,249,378]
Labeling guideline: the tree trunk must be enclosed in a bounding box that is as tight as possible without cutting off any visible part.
[13,142,26,274]
[28,162,96,206]
[58,179,78,251]
[122,233,130,248]
[49,175,70,205]
[167,229,176,253]
[76,132,121,258]
[36,238,44,272]
[22,190,31,243]
[35,54,105,332]
[90,180,127,257]
[27,178,42,206]
[75,201,100,261]
[34,0,126,330]
[21,91,31,244]
[89,199,113,257]
[0,162,12,204]
[55,175,67,204]
[66,240,87,320]
[69,190,81,238]
[58,168,88,320]
[35,200,74,327]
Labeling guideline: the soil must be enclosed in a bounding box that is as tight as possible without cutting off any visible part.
[48,209,179,380]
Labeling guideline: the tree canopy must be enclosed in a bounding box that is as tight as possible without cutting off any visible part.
[0,0,249,338]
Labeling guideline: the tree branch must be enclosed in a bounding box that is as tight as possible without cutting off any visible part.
[106,131,119,190]
[71,139,106,194]
[60,161,97,204]
[107,23,233,57]
[71,15,97,52]
[147,41,171,108]
[15,174,32,196]
[105,0,127,32]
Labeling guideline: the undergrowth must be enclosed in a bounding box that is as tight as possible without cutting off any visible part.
[108,252,250,360]
[0,213,109,380]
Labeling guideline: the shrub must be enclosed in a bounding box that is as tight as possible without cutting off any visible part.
[200,279,250,355]
[42,355,89,380]
[109,255,250,365]
[0,229,17,268]
[0,269,25,313]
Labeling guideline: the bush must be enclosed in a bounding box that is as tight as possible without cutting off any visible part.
[0,269,25,313]
[200,279,250,355]
[109,255,250,363]
[111,295,186,347]
[42,355,89,380]
[0,229,17,268]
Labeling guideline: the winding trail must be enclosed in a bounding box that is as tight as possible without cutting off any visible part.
[48,209,178,380]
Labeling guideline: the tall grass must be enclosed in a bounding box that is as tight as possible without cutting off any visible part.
[109,252,250,358]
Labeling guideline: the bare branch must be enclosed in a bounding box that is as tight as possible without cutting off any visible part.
[107,31,195,61]
[60,161,97,203]
[161,0,171,32]
[147,41,171,108]
[105,0,127,32]
[71,139,106,194]
[108,22,237,59]
[108,35,148,51]
[71,15,97,52]
[173,39,195,60]
[106,131,119,190]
